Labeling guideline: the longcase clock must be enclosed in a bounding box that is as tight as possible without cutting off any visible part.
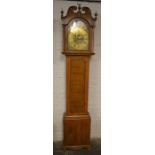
[61,4,97,149]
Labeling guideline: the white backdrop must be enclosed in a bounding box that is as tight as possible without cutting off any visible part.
[102,0,155,155]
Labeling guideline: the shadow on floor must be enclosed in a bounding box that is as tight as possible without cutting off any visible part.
[53,138,101,155]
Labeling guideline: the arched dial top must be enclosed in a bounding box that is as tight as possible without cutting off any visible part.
[61,4,97,55]
[68,19,89,50]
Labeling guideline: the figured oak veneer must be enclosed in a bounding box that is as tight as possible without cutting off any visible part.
[67,56,89,114]
[64,114,90,149]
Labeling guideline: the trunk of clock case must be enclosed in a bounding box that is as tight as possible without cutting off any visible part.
[66,56,89,115]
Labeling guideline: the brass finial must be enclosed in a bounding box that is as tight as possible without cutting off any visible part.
[77,3,81,11]
[61,10,64,18]
[94,12,98,21]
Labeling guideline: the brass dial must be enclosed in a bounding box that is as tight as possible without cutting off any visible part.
[68,20,89,50]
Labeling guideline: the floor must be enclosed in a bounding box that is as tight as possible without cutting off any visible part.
[53,139,101,155]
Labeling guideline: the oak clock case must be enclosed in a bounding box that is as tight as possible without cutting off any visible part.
[61,5,97,149]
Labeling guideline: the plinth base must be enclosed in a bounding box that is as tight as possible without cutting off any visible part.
[63,113,91,150]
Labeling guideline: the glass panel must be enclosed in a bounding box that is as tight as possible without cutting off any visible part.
[68,20,89,50]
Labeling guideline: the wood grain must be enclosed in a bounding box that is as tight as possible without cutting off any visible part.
[66,56,89,114]
[64,114,91,149]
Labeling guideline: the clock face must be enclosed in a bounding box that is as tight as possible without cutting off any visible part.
[68,20,89,50]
